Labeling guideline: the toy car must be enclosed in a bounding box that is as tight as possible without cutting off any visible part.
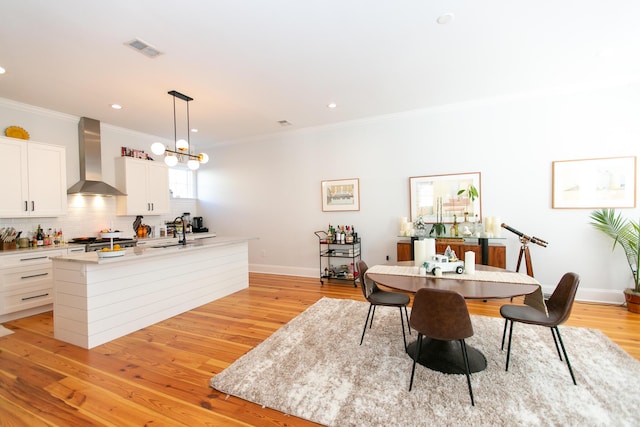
[423,254,464,275]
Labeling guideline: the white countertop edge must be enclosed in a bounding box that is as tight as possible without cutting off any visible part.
[53,236,258,264]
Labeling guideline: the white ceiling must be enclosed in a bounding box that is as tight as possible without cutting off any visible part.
[1,1,639,149]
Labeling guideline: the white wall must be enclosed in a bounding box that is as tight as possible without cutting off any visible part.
[1,80,638,304]
[198,82,640,303]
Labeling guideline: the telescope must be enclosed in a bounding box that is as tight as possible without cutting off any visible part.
[501,223,548,248]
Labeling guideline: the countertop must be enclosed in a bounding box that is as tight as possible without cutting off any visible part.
[53,236,256,264]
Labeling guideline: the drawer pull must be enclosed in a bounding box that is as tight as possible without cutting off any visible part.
[21,293,49,301]
[21,272,49,279]
[20,256,48,262]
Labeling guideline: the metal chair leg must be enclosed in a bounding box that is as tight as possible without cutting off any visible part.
[505,320,514,371]
[554,326,577,385]
[398,307,408,350]
[550,327,563,361]
[404,306,411,335]
[409,333,423,391]
[501,318,509,350]
[460,339,475,406]
[369,305,377,328]
[360,304,373,345]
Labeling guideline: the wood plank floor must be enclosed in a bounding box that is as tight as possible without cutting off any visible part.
[1,273,639,426]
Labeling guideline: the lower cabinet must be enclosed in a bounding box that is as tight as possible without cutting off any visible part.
[0,249,67,322]
[397,239,506,268]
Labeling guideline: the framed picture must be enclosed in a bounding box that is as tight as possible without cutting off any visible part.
[409,172,481,223]
[552,156,636,209]
[321,178,360,212]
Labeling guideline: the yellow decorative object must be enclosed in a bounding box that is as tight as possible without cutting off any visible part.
[5,126,30,140]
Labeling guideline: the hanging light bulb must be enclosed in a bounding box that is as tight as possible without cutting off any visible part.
[176,139,189,151]
[187,159,200,170]
[164,153,178,167]
[151,142,166,155]
[198,153,209,164]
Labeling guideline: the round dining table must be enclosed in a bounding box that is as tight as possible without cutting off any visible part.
[366,263,541,375]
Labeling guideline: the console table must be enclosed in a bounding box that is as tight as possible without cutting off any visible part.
[397,237,506,268]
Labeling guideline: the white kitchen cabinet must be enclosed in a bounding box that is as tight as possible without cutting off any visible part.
[115,157,169,215]
[0,248,67,322]
[0,137,67,218]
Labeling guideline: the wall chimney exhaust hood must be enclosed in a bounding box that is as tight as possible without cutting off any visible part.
[67,117,126,196]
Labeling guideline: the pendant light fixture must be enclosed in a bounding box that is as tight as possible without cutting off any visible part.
[150,90,209,170]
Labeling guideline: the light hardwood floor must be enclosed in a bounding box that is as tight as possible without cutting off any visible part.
[1,273,639,426]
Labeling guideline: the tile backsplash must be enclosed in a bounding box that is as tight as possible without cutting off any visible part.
[0,196,197,241]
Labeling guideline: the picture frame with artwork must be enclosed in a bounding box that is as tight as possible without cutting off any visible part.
[409,172,481,223]
[552,156,636,209]
[321,178,360,212]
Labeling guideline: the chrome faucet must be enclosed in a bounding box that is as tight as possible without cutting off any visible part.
[174,216,187,245]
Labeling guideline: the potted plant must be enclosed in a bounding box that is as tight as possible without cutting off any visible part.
[429,197,446,237]
[589,208,640,313]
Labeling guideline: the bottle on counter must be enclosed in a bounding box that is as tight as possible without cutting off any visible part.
[36,225,44,246]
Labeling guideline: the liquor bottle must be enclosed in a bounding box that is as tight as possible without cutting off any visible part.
[36,225,44,246]
[451,215,459,237]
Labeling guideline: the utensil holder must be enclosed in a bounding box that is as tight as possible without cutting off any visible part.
[1,241,17,250]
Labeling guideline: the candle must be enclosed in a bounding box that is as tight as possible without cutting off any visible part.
[465,251,476,274]
[414,239,427,266]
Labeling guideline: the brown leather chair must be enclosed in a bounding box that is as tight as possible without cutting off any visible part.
[357,260,410,349]
[409,287,475,406]
[500,272,580,385]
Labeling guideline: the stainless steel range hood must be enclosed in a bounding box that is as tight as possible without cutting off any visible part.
[67,117,126,196]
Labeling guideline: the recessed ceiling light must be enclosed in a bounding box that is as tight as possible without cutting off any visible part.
[191,128,198,133]
[111,104,122,110]
[0,66,6,74]
[327,103,337,109]
[437,13,454,24]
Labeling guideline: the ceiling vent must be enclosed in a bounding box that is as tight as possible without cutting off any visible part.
[277,120,292,127]
[125,38,162,58]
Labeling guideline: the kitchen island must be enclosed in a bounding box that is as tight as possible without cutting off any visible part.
[52,236,254,349]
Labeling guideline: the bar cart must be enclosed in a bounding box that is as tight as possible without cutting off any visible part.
[315,230,361,286]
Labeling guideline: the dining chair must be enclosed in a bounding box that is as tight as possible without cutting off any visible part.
[408,287,475,406]
[500,272,580,385]
[356,260,410,349]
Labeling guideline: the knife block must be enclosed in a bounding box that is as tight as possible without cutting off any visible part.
[1,241,17,250]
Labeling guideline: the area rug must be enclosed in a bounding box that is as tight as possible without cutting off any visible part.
[210,297,640,426]
[0,325,13,337]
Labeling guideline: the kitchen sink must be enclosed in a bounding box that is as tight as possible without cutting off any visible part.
[150,243,188,248]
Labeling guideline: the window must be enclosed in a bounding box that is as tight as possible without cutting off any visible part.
[169,166,196,198]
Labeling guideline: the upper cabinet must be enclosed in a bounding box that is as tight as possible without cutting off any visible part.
[115,157,170,215]
[0,137,67,218]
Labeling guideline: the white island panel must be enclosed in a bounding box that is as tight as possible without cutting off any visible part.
[53,237,251,349]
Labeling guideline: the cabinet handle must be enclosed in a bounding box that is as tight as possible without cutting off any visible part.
[21,293,49,301]
[24,201,28,211]
[151,202,154,211]
[20,256,48,261]
[31,201,35,211]
[21,272,49,279]
[20,255,48,262]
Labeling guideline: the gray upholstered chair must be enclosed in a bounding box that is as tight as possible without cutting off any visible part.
[357,260,410,349]
[500,272,580,385]
[408,287,475,406]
